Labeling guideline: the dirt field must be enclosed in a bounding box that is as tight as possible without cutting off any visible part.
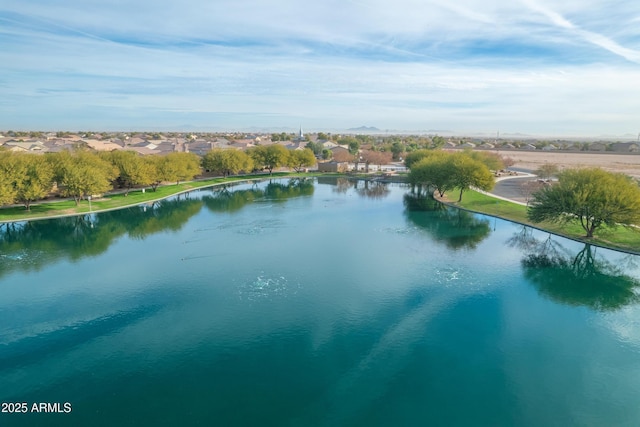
[498,150,640,178]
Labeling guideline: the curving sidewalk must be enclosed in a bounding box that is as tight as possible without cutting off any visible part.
[474,172,537,206]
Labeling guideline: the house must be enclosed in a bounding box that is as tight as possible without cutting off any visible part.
[229,140,255,150]
[610,142,640,152]
[127,146,159,156]
[588,142,607,151]
[126,137,146,146]
[319,141,339,149]
[284,141,309,150]
[317,161,349,172]
[84,139,124,151]
[3,140,46,152]
[212,137,232,148]
[184,140,215,155]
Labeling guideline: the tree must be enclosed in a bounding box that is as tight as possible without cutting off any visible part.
[449,153,495,202]
[390,141,405,160]
[331,149,354,163]
[143,156,163,192]
[408,152,455,197]
[463,149,505,171]
[404,149,440,169]
[304,141,322,156]
[202,149,253,177]
[102,151,154,195]
[52,151,118,205]
[430,135,446,149]
[528,168,640,238]
[347,140,360,156]
[518,180,546,206]
[360,150,391,172]
[535,163,559,180]
[14,154,54,210]
[502,156,516,169]
[156,152,201,184]
[249,144,290,175]
[0,152,19,205]
[288,149,316,172]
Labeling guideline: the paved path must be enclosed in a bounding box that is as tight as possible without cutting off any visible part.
[475,172,537,206]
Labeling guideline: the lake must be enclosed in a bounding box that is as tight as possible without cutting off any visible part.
[2,177,640,426]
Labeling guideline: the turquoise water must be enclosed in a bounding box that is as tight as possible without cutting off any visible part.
[1,178,640,426]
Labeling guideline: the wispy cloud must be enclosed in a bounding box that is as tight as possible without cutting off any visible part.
[521,0,640,63]
[1,0,639,135]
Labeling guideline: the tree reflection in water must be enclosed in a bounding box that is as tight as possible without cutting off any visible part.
[202,178,314,213]
[510,228,640,311]
[352,180,390,199]
[317,177,391,199]
[0,195,204,280]
[0,179,317,280]
[403,192,491,250]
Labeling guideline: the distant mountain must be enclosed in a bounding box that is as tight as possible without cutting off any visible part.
[347,126,381,132]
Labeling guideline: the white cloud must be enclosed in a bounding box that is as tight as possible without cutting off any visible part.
[1,0,639,134]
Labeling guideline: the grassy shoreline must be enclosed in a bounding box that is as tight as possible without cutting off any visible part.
[439,190,640,255]
[3,173,639,255]
[0,172,326,223]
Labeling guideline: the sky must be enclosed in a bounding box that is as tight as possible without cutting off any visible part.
[1,0,640,137]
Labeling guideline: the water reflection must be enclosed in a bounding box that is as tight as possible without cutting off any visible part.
[317,176,351,194]
[264,178,314,201]
[202,186,263,213]
[352,180,390,199]
[511,229,640,311]
[317,177,391,199]
[202,178,314,213]
[0,196,204,279]
[403,193,492,250]
[0,180,317,280]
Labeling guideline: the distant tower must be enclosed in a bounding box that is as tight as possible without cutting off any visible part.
[299,126,304,139]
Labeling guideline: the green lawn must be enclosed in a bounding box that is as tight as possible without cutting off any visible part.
[451,189,640,254]
[0,172,322,223]
[453,190,529,222]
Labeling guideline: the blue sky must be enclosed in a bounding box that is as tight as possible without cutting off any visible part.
[1,0,640,136]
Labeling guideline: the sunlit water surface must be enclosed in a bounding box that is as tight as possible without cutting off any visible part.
[2,178,640,426]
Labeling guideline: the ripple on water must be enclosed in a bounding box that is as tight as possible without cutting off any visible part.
[376,226,413,234]
[236,219,287,235]
[237,274,301,301]
[0,250,45,267]
[429,266,493,292]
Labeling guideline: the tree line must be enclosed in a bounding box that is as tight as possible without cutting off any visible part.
[406,148,640,239]
[0,146,318,211]
[407,149,498,202]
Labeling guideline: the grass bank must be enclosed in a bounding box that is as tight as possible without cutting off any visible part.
[443,189,640,255]
[0,172,328,223]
